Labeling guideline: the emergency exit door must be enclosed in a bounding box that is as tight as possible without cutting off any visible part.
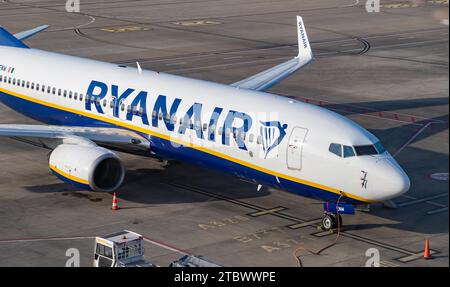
[286,127,308,170]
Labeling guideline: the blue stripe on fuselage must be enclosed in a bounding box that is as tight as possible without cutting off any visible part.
[0,90,362,204]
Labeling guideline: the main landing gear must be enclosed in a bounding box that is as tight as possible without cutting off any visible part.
[320,202,355,231]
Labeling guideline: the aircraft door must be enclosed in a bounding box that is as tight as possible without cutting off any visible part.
[286,127,308,170]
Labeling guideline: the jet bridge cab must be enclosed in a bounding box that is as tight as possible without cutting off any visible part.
[93,230,156,267]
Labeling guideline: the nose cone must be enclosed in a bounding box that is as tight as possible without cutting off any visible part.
[375,157,411,201]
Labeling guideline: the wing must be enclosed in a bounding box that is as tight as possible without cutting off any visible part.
[0,124,150,154]
[230,16,313,92]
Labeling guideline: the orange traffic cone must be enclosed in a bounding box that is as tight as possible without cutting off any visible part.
[423,239,431,260]
[111,192,120,210]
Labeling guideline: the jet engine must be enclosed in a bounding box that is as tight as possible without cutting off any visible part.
[49,144,125,192]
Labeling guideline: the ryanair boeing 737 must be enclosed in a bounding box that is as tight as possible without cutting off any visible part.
[0,17,410,230]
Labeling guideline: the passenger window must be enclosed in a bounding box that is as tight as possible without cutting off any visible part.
[329,143,342,157]
[343,145,355,158]
[36,84,39,90]
[249,134,254,143]
[257,136,262,145]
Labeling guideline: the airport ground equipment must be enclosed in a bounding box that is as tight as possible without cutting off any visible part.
[93,230,157,267]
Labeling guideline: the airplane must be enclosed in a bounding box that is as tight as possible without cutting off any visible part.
[0,17,410,230]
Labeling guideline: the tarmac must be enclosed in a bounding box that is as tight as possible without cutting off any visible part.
[0,0,448,267]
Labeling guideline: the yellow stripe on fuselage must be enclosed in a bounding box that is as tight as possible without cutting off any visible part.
[1,87,374,203]
[49,164,89,185]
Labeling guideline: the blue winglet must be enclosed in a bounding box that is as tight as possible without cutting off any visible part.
[0,27,29,48]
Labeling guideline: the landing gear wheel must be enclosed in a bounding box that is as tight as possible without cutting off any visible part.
[321,214,336,231]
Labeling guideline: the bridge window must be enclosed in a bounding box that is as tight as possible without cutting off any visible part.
[343,145,355,158]
[374,141,386,154]
[329,143,342,157]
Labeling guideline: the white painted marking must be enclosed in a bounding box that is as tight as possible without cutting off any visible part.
[393,122,431,157]
[0,236,94,243]
[427,207,448,215]
[142,236,188,255]
[165,62,188,66]
[224,56,243,60]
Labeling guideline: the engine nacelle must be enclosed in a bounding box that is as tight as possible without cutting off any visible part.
[49,144,125,192]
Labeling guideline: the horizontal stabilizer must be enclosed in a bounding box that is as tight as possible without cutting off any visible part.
[14,25,49,41]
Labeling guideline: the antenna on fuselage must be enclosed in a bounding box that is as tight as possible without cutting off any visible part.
[136,61,142,74]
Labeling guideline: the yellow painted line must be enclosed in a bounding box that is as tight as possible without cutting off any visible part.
[427,0,448,4]
[100,26,150,33]
[0,87,374,203]
[173,20,222,27]
[381,3,418,8]
[49,164,89,185]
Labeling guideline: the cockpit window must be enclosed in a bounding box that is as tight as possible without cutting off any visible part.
[374,141,386,154]
[329,143,342,157]
[343,145,355,158]
[354,145,378,156]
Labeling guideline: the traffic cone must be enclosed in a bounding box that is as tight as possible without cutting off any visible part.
[111,192,119,210]
[423,239,431,260]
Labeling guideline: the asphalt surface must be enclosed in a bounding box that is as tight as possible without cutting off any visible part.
[0,0,448,267]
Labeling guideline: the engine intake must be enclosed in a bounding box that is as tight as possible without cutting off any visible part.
[49,144,125,192]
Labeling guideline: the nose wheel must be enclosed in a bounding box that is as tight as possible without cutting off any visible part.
[321,213,343,231]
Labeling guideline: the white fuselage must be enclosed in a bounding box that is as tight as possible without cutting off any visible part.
[0,46,410,203]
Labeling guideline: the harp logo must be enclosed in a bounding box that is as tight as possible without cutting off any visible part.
[259,121,288,159]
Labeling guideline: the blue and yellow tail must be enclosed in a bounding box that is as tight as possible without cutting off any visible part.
[0,27,28,48]
[0,24,48,48]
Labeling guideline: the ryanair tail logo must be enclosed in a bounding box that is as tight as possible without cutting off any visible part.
[259,121,288,159]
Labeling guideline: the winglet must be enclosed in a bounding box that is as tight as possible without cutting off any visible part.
[14,25,49,41]
[296,16,313,61]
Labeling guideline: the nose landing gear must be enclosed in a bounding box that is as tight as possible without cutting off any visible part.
[321,212,343,231]
[320,202,354,231]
